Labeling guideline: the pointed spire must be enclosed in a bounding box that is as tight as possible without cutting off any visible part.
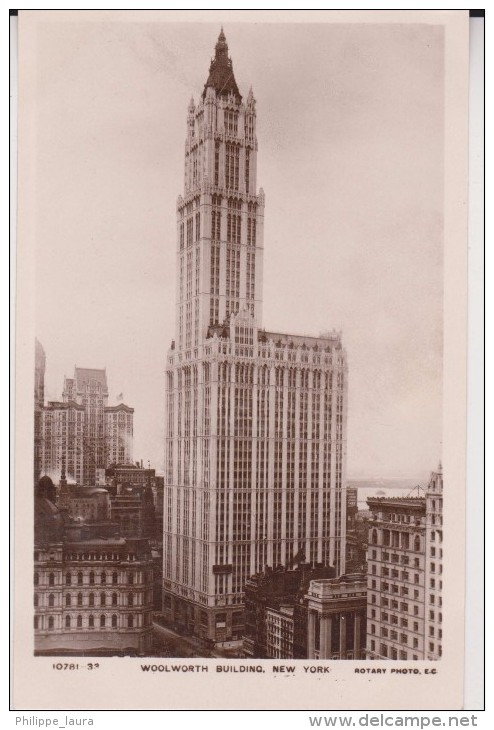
[203,28,242,103]
[188,96,195,113]
[246,85,256,109]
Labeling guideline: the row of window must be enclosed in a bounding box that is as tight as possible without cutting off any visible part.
[34,570,146,586]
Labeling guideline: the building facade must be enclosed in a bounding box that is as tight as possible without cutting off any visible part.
[39,366,134,485]
[105,404,134,466]
[306,574,367,660]
[34,537,154,655]
[365,465,443,660]
[40,400,86,486]
[34,481,154,656]
[163,30,349,642]
[34,339,46,484]
[266,605,295,659]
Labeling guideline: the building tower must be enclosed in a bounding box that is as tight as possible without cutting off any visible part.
[163,30,348,642]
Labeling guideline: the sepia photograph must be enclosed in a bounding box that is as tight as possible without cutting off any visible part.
[13,9,470,710]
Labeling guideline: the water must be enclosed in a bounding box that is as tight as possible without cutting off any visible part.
[347,478,426,511]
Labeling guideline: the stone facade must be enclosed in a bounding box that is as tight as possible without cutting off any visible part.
[366,465,443,660]
[163,30,348,642]
[306,574,367,660]
[34,536,154,655]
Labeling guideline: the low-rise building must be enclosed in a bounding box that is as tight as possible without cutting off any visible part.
[306,574,367,659]
[34,478,153,656]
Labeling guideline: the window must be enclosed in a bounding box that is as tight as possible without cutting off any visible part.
[101,572,106,585]
[48,572,55,586]
[128,615,134,628]
[128,593,134,607]
[34,616,39,629]
[65,615,71,628]
[89,571,95,585]
[77,615,83,628]
[66,572,72,586]
[65,594,71,607]
[112,593,118,606]
[34,572,39,586]
[48,616,54,630]
[128,573,134,585]
[77,593,83,607]
[89,593,95,607]
[100,615,106,628]
[88,615,94,628]
[78,571,83,585]
[112,572,118,585]
[112,614,118,628]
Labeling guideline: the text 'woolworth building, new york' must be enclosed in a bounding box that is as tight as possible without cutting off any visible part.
[163,30,349,642]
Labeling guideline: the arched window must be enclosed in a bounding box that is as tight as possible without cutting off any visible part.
[66,572,72,585]
[48,572,55,586]
[65,615,71,629]
[65,594,71,607]
[111,614,117,628]
[112,571,118,585]
[89,571,95,585]
[77,593,83,607]
[100,615,106,628]
[34,572,39,586]
[100,592,106,606]
[112,593,118,606]
[128,573,134,585]
[88,615,94,628]
[100,572,106,585]
[48,616,54,629]
[77,571,83,585]
[128,615,134,628]
[48,594,55,607]
[77,615,83,628]
[128,593,134,607]
[89,593,95,607]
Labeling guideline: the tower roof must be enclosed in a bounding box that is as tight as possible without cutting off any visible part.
[202,28,242,103]
[74,367,108,391]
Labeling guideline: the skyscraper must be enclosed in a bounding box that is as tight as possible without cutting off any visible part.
[39,366,134,485]
[163,30,348,642]
[34,339,46,484]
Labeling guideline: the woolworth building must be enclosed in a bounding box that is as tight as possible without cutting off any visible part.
[163,30,349,642]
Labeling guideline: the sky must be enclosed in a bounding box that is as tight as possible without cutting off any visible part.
[33,20,444,479]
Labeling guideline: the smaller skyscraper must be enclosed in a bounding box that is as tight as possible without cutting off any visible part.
[366,465,443,660]
[39,364,134,485]
[34,339,46,484]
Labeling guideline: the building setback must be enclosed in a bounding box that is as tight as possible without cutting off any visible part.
[365,465,443,660]
[163,30,349,642]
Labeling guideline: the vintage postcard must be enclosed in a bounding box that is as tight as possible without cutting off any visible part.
[13,9,470,710]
